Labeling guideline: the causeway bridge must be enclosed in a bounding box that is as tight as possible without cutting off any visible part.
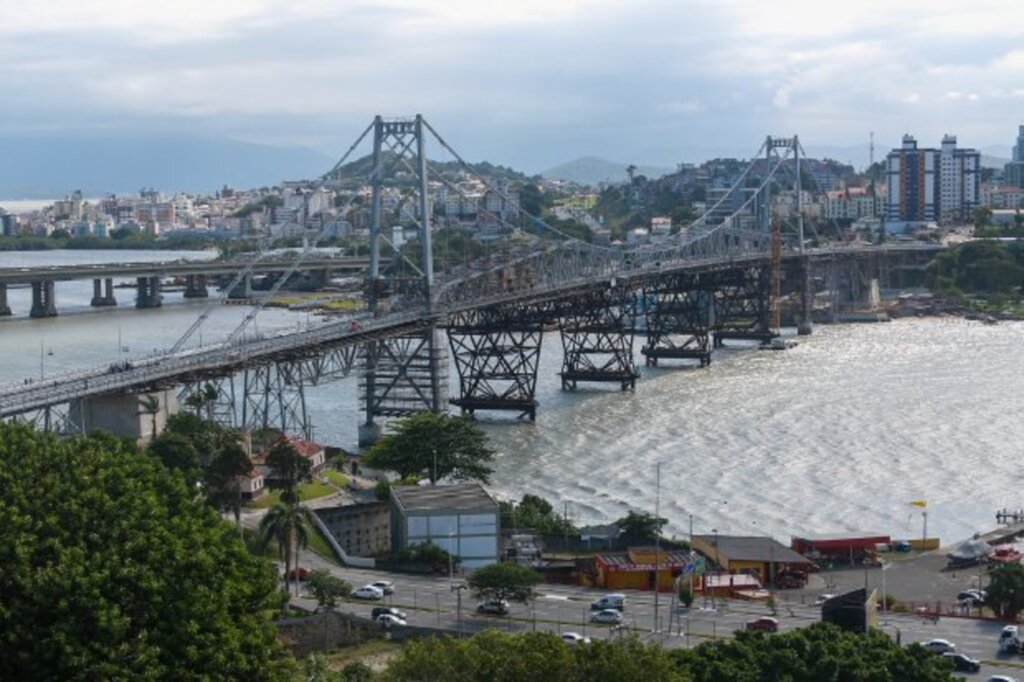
[0,116,945,444]
[0,255,373,317]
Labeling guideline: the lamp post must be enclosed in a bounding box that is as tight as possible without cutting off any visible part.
[451,582,467,636]
[654,462,661,633]
[712,528,719,608]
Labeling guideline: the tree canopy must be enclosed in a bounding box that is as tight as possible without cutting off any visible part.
[499,493,577,535]
[363,412,495,484]
[614,509,668,541]
[0,424,289,680]
[986,562,1024,620]
[466,562,543,604]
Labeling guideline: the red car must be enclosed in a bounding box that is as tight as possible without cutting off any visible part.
[286,566,310,581]
[746,617,779,633]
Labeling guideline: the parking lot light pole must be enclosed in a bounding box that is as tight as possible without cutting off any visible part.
[451,583,467,636]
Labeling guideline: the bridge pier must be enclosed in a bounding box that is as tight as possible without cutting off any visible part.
[797,258,814,336]
[183,274,209,299]
[228,274,253,299]
[136,276,163,308]
[447,306,544,421]
[90,278,117,307]
[29,281,57,318]
[558,286,638,391]
[358,326,448,446]
[241,362,310,438]
[711,265,776,347]
[641,273,713,367]
[0,283,11,316]
[70,389,178,444]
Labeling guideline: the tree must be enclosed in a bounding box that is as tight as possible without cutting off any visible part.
[205,440,254,532]
[137,393,161,441]
[146,431,200,487]
[0,423,289,680]
[260,501,313,596]
[499,493,576,535]
[363,412,495,485]
[467,562,543,605]
[986,562,1024,619]
[671,622,954,682]
[306,569,351,609]
[267,439,312,503]
[614,510,668,541]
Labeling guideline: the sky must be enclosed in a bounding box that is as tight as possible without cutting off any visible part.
[2,0,1024,172]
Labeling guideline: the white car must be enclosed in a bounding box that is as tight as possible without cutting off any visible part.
[813,594,836,606]
[375,613,407,627]
[590,608,624,625]
[352,585,385,600]
[560,632,591,646]
[986,676,1019,682]
[371,580,395,595]
[920,638,956,654]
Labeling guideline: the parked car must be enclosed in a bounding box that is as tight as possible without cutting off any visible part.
[286,566,310,581]
[352,585,385,600]
[372,606,407,621]
[590,609,624,625]
[813,594,836,606]
[375,613,407,627]
[560,632,591,646]
[590,594,626,611]
[999,625,1021,653]
[371,580,395,595]
[942,652,980,672]
[745,617,779,633]
[920,638,956,654]
[476,599,510,615]
[986,676,1019,682]
[774,574,804,589]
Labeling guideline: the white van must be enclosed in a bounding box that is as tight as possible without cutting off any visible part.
[590,594,626,611]
[1000,625,1020,653]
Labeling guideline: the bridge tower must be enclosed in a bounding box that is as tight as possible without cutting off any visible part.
[359,115,448,445]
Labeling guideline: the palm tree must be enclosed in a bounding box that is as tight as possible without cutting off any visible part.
[137,394,160,441]
[259,502,313,596]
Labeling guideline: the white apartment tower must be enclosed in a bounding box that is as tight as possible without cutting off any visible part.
[937,135,980,224]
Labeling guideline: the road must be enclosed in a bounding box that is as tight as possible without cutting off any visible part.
[279,549,1024,679]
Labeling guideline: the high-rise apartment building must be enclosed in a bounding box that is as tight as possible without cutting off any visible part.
[885,134,979,230]
[1013,125,1024,162]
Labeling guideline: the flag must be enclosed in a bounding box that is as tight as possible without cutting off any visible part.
[909,500,927,508]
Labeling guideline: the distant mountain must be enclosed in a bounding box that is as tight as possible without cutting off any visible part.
[0,135,333,199]
[542,157,675,186]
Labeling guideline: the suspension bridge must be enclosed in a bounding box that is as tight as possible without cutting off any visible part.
[0,115,941,443]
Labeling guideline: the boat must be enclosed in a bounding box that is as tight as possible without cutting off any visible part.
[989,544,1022,564]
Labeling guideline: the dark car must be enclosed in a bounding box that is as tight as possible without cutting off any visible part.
[285,566,310,581]
[942,652,981,673]
[372,606,408,621]
[745,617,779,633]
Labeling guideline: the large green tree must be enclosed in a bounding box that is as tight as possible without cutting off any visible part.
[363,412,495,484]
[0,424,289,680]
[614,509,668,541]
[466,562,543,605]
[986,562,1024,619]
[267,439,312,503]
[147,431,200,487]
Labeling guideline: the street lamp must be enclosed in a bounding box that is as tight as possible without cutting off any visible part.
[712,528,720,608]
[451,583,468,636]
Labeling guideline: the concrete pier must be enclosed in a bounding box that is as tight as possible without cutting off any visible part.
[0,283,10,316]
[90,278,117,307]
[228,273,253,300]
[29,281,57,318]
[136,276,163,309]
[183,274,209,299]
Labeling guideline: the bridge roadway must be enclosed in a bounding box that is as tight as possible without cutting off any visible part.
[0,255,374,285]
[0,243,943,419]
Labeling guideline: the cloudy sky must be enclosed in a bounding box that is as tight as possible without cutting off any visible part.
[2,0,1023,171]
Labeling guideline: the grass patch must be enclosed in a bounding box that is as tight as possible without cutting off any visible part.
[325,469,349,488]
[245,479,337,510]
[306,522,343,567]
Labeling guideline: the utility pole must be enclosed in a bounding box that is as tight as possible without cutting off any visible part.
[654,462,661,633]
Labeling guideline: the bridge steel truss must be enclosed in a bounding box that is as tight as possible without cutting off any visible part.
[446,304,550,421]
[640,272,714,367]
[710,264,777,347]
[558,285,639,391]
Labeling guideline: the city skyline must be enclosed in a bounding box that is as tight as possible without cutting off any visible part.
[1,1,1023,172]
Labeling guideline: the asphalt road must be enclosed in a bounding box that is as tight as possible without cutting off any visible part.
[281,552,1024,679]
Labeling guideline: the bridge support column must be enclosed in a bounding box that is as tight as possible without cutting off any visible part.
[136,276,162,308]
[711,265,776,347]
[69,389,178,444]
[558,286,638,391]
[183,274,209,299]
[228,274,252,300]
[447,305,544,421]
[0,283,10,316]
[30,281,57,318]
[90,278,117,307]
[797,257,813,336]
[241,362,309,438]
[179,377,237,428]
[358,325,448,446]
[641,274,713,367]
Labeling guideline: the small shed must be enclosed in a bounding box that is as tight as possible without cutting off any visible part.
[791,532,891,564]
[691,535,813,581]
